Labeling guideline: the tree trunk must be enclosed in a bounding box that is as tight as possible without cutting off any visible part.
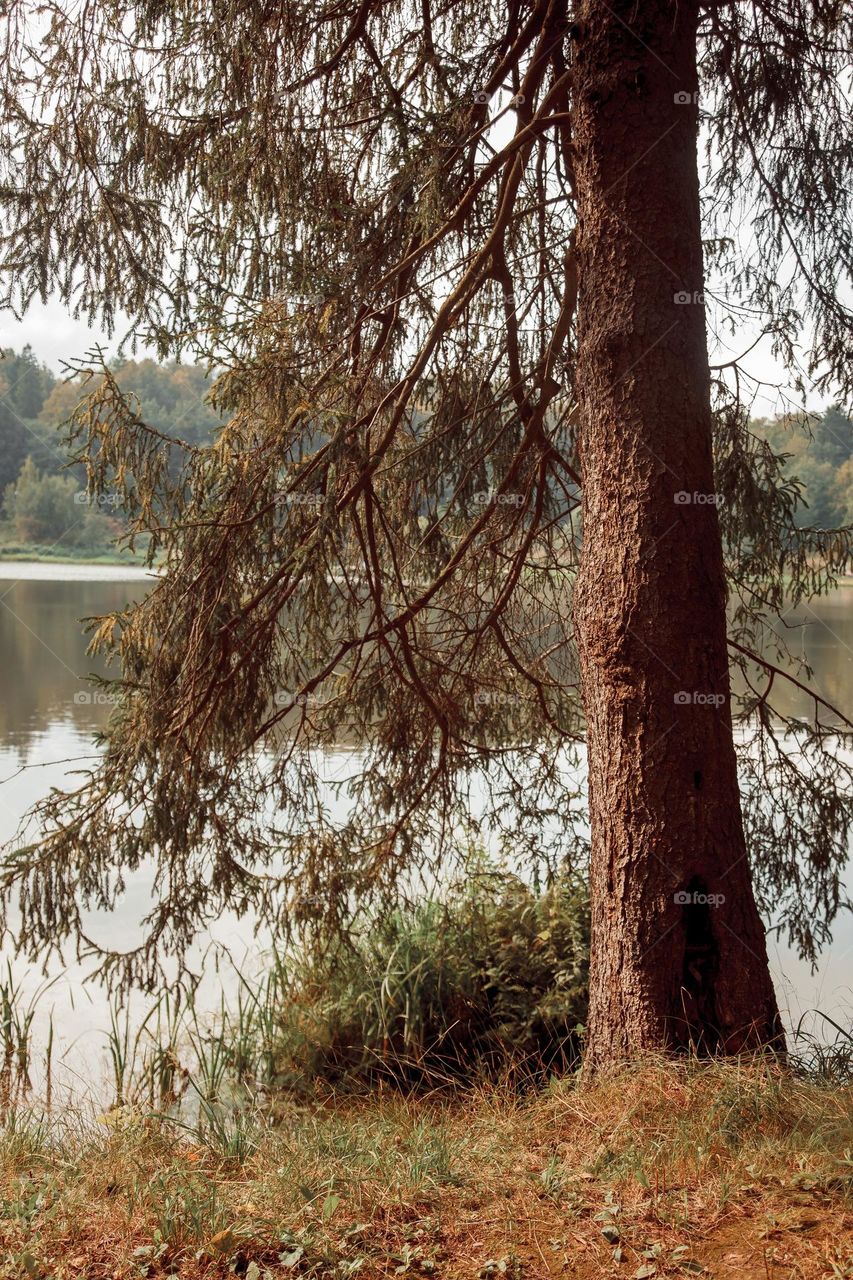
[571,0,784,1069]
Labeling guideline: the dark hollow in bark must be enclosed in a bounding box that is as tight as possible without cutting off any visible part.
[571,0,785,1070]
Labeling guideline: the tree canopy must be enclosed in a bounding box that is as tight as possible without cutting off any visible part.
[0,0,851,991]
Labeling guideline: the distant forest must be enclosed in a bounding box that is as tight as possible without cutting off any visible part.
[0,346,224,553]
[1,344,852,553]
[755,407,853,529]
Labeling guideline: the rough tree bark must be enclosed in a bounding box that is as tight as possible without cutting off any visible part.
[571,0,784,1069]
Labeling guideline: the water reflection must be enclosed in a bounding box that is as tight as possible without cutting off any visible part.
[772,588,853,722]
[0,573,150,750]
[0,566,851,1096]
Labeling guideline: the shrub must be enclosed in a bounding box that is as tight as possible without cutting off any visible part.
[264,862,590,1090]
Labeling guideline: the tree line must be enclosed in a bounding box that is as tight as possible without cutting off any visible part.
[0,347,224,550]
[2,344,850,553]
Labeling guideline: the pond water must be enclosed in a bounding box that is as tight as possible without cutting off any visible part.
[0,566,851,1101]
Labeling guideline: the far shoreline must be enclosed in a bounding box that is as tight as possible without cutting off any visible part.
[2,549,853,590]
[0,555,158,581]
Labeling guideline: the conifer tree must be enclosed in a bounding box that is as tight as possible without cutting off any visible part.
[1,0,851,1064]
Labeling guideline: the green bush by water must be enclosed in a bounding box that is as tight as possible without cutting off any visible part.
[261,864,590,1090]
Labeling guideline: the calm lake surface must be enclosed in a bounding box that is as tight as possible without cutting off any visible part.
[0,563,851,1098]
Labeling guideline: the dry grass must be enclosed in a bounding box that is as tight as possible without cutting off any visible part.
[2,1057,853,1279]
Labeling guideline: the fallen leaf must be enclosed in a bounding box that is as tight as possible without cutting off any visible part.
[280,1247,305,1268]
[208,1228,237,1254]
